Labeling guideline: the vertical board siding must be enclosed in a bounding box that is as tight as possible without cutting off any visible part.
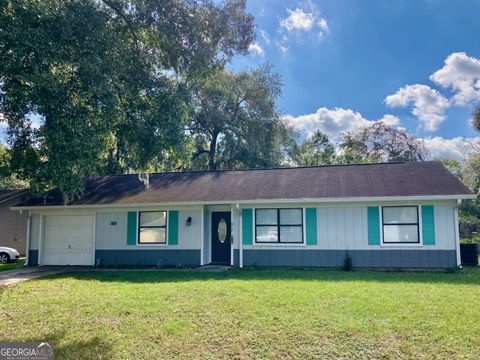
[422,205,436,246]
[168,210,179,245]
[367,207,380,245]
[127,212,137,245]
[242,209,253,245]
[305,208,317,245]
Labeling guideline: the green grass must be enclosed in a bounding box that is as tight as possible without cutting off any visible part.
[0,258,24,272]
[1,268,480,359]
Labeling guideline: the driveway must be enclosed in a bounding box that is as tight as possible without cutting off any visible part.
[0,266,83,287]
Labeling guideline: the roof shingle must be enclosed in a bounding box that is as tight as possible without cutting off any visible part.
[17,161,474,207]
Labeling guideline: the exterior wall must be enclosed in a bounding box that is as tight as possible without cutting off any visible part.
[239,201,459,269]
[0,198,29,255]
[95,209,202,266]
[24,198,460,269]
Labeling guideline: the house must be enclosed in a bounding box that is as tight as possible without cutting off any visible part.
[0,189,28,255]
[12,161,476,269]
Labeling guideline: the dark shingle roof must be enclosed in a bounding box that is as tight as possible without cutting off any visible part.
[17,161,474,207]
[0,189,27,205]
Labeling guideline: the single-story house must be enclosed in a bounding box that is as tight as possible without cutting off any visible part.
[0,189,29,255]
[12,161,476,269]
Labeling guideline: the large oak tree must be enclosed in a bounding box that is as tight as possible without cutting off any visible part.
[0,0,254,200]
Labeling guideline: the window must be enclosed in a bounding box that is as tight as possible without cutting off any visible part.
[138,211,167,244]
[382,206,419,244]
[255,208,303,243]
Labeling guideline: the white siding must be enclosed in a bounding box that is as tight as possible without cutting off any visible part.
[95,210,202,250]
[243,203,457,251]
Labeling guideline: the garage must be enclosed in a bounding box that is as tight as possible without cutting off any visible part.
[42,215,95,265]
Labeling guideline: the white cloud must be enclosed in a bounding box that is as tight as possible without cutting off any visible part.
[385,84,450,131]
[430,52,480,105]
[280,8,315,31]
[259,29,271,44]
[318,18,329,32]
[248,42,264,57]
[284,107,400,140]
[379,114,400,127]
[277,4,329,53]
[276,43,289,54]
[423,136,480,161]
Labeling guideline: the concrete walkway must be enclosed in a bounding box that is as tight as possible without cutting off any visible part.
[0,266,82,287]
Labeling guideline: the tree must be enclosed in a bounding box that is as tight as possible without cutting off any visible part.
[339,122,427,163]
[0,144,28,189]
[438,157,463,179]
[473,105,480,133]
[289,130,336,166]
[0,0,254,200]
[186,66,287,170]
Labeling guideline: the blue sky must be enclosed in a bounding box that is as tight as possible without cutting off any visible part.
[231,0,480,160]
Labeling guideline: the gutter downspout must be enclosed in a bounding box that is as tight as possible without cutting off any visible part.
[24,212,31,267]
[455,199,462,268]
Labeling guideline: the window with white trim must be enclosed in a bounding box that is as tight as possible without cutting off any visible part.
[138,211,167,244]
[382,206,419,244]
[255,208,303,243]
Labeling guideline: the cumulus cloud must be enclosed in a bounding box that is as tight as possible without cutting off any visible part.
[422,136,480,161]
[385,84,450,131]
[280,8,316,31]
[277,4,329,53]
[248,42,264,57]
[284,107,400,140]
[430,52,480,105]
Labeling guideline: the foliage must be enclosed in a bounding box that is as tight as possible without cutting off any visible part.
[289,130,336,166]
[439,154,480,238]
[343,252,353,271]
[0,144,28,189]
[438,157,463,179]
[186,66,287,170]
[0,0,254,200]
[473,105,480,133]
[339,122,428,163]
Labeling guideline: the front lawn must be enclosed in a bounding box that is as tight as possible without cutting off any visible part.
[0,258,24,272]
[1,268,479,359]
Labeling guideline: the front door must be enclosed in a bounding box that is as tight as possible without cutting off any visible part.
[211,212,231,264]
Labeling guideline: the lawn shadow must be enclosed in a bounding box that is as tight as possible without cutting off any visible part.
[44,266,480,286]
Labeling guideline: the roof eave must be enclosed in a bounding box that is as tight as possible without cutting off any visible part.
[10,194,477,211]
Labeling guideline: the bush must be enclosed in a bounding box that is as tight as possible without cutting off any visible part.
[343,252,353,271]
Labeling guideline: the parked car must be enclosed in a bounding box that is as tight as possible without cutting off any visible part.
[0,246,20,263]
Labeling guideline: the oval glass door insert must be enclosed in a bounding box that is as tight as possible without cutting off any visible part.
[218,218,227,243]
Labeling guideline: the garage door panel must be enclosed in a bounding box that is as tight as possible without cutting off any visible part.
[43,215,94,266]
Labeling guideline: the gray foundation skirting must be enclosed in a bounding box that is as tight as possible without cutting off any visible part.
[234,249,457,269]
[95,250,201,267]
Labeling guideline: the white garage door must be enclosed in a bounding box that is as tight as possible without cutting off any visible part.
[43,215,94,265]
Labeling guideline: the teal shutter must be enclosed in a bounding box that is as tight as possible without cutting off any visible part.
[242,209,253,245]
[422,205,435,245]
[127,212,137,245]
[305,208,317,245]
[367,207,380,245]
[168,210,179,245]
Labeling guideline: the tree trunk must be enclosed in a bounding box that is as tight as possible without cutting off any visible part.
[208,132,218,170]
